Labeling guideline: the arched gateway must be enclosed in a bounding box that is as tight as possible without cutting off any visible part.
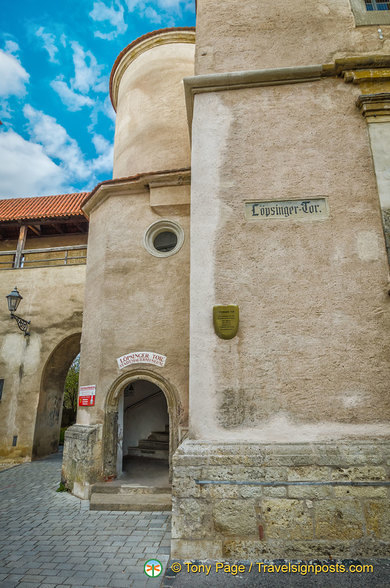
[33,332,81,459]
[103,370,180,482]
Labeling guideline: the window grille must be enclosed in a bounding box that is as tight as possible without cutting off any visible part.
[365,1,390,10]
[350,0,390,24]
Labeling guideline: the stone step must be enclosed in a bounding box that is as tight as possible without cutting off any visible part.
[139,439,168,450]
[148,431,169,442]
[91,483,170,495]
[89,492,171,511]
[126,447,169,460]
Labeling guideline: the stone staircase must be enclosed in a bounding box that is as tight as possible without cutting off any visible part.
[127,426,169,460]
[89,482,171,511]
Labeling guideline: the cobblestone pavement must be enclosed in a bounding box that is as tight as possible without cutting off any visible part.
[0,453,171,588]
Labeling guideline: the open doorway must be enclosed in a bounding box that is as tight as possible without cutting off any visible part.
[117,379,169,487]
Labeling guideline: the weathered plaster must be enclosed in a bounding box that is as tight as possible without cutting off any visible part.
[65,178,190,491]
[189,92,232,439]
[195,0,390,75]
[113,38,194,178]
[0,264,85,459]
[189,78,390,442]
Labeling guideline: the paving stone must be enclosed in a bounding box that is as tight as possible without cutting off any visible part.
[0,452,170,587]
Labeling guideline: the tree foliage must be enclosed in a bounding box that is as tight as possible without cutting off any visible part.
[63,354,80,414]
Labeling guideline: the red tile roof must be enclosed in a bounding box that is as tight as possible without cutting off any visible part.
[0,193,89,222]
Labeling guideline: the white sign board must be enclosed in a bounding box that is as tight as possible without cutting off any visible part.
[117,351,167,369]
[78,385,96,407]
[245,198,329,221]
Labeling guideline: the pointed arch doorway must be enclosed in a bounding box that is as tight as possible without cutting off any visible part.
[103,370,180,486]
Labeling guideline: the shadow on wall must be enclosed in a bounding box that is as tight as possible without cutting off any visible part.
[32,332,81,459]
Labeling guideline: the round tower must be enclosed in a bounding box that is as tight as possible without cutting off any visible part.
[110,28,195,178]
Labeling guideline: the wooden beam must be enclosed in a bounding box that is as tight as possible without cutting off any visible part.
[0,216,88,229]
[13,225,27,268]
[28,224,41,236]
[51,224,63,234]
[72,222,88,233]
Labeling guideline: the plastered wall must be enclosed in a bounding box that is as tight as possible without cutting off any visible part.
[189,79,390,443]
[0,264,85,458]
[195,0,390,74]
[77,188,190,435]
[113,41,194,178]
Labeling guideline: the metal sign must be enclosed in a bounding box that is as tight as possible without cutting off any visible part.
[245,198,329,221]
[78,385,96,407]
[213,305,239,340]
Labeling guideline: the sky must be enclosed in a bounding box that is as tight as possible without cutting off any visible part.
[0,0,195,199]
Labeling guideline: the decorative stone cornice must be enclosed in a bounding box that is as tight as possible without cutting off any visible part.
[340,62,390,122]
[183,55,390,130]
[110,28,195,111]
[184,65,323,132]
[356,93,390,123]
[82,169,191,217]
[329,55,390,76]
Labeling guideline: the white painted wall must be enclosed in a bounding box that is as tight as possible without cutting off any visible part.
[368,122,390,209]
[122,380,168,454]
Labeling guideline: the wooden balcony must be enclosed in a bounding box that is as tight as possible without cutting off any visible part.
[0,245,87,270]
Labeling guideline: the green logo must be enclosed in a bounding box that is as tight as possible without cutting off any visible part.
[144,559,163,577]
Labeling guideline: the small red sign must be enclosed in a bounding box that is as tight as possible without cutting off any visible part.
[78,385,96,407]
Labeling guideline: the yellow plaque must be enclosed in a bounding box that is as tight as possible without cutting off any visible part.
[213,305,239,340]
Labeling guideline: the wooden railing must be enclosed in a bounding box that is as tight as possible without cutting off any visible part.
[0,245,87,270]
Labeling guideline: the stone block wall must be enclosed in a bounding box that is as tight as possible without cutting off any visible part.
[171,440,390,559]
[62,424,103,499]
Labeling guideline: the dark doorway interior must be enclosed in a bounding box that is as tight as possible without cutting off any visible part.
[120,380,169,486]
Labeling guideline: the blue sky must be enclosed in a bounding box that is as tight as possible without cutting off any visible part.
[0,0,195,199]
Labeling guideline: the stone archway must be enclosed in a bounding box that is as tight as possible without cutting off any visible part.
[103,369,181,481]
[32,332,81,458]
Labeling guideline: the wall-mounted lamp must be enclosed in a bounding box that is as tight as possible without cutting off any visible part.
[6,287,30,336]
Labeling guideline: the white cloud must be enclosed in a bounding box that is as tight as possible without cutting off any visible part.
[51,41,107,114]
[0,49,29,98]
[0,129,66,197]
[23,104,90,181]
[92,133,111,154]
[35,27,59,63]
[124,0,193,13]
[71,41,104,94]
[123,0,194,24]
[90,0,128,40]
[104,95,116,122]
[50,42,106,114]
[91,133,114,173]
[144,6,162,23]
[4,40,20,56]
[13,105,114,195]
[123,0,143,10]
[50,79,95,111]
[157,0,184,8]
[87,95,116,133]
